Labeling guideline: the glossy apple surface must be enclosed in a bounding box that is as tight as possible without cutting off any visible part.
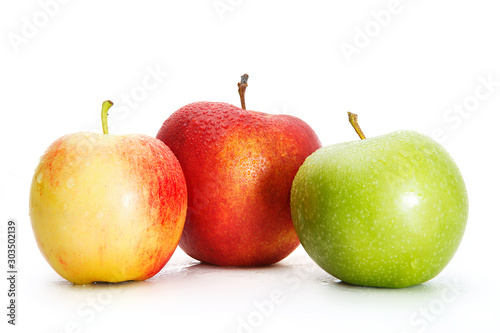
[30,102,187,284]
[157,101,321,266]
[291,130,468,288]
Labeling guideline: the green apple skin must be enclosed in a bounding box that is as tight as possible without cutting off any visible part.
[291,130,468,288]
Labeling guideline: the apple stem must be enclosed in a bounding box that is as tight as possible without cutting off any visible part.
[348,112,366,140]
[238,74,249,110]
[101,100,114,135]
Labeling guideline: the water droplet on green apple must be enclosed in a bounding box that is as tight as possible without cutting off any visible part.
[398,151,409,158]
[411,258,420,269]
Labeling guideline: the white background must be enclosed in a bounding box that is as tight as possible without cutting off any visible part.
[1,0,499,332]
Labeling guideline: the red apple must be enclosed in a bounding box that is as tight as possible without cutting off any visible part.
[156,75,321,266]
[30,101,187,284]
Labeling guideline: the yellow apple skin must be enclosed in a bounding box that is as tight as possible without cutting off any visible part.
[29,132,187,284]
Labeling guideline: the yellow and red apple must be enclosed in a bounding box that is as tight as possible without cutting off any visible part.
[30,101,187,284]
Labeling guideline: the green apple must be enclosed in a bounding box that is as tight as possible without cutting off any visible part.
[290,113,468,288]
[30,101,187,284]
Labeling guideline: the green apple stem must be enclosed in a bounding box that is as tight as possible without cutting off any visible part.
[348,112,366,140]
[101,100,114,135]
[238,74,249,110]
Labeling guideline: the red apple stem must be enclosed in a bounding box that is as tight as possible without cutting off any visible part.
[348,112,366,140]
[101,100,114,135]
[238,74,249,110]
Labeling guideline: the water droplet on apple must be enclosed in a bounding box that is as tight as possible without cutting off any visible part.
[96,209,105,220]
[66,177,75,189]
[36,172,43,184]
[411,258,420,269]
[371,158,377,163]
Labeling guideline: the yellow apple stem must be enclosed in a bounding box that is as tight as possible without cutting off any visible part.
[238,74,249,110]
[101,100,114,135]
[348,112,366,140]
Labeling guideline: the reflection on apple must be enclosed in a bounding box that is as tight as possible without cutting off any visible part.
[291,112,468,288]
[157,75,322,266]
[30,101,187,284]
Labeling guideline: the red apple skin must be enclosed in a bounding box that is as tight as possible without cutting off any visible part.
[30,132,187,284]
[157,102,321,266]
